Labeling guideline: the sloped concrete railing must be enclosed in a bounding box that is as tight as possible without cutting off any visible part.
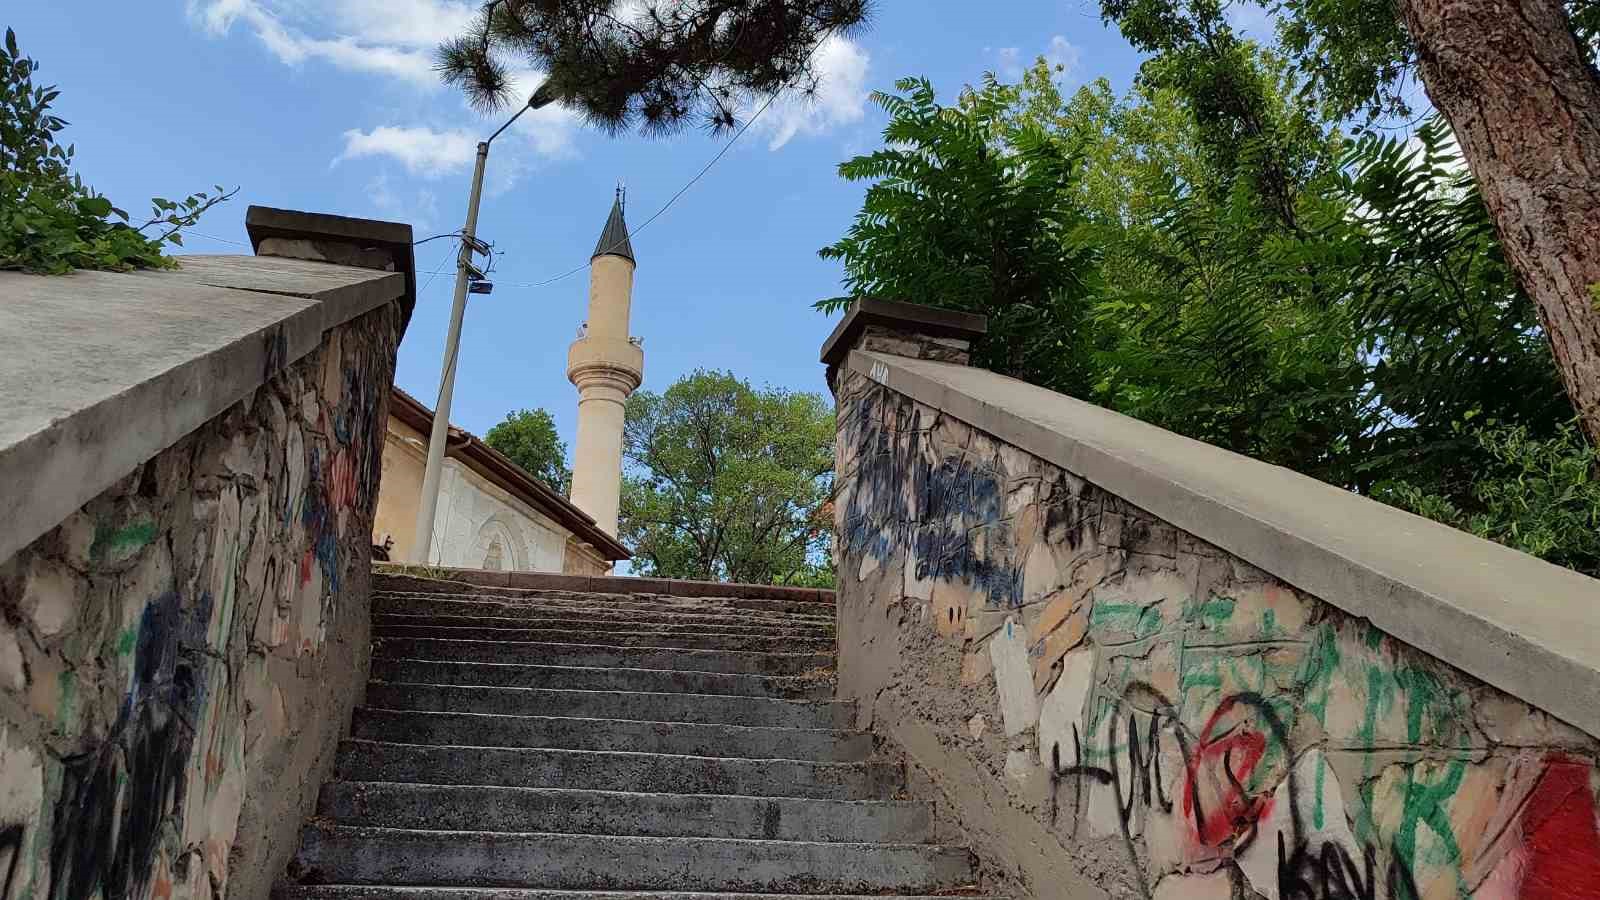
[0,209,414,900]
[823,300,1600,900]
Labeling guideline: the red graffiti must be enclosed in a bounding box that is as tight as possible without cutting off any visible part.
[329,449,357,511]
[1183,697,1274,850]
[1511,754,1600,900]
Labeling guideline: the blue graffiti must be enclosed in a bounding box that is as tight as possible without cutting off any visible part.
[843,384,1024,607]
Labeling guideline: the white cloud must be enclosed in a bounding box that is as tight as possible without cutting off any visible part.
[338,126,479,175]
[994,47,1023,81]
[1045,36,1081,79]
[323,0,477,48]
[187,0,470,86]
[192,0,585,185]
[1225,1,1278,40]
[335,97,583,191]
[986,35,1081,83]
[759,34,871,151]
[366,173,441,230]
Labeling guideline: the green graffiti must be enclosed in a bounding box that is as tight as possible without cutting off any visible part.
[1296,623,1341,725]
[1314,755,1328,830]
[1393,759,1469,899]
[90,519,156,562]
[1355,660,1394,841]
[1259,608,1278,639]
[57,669,77,726]
[1091,601,1163,640]
[1183,595,1236,630]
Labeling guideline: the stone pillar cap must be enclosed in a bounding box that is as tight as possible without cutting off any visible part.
[246,205,417,322]
[818,298,988,369]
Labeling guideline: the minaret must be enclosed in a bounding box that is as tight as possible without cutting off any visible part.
[566,186,643,540]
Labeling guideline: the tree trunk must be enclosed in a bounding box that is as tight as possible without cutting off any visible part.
[1401,0,1600,444]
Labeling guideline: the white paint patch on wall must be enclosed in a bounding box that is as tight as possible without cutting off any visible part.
[989,616,1039,737]
[1037,647,1096,766]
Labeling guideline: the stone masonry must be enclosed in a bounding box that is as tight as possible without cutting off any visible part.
[0,299,402,900]
[832,364,1600,900]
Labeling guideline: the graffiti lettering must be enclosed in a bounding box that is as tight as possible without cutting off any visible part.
[0,823,24,900]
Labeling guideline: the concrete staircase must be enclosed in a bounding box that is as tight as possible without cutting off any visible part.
[275,580,989,900]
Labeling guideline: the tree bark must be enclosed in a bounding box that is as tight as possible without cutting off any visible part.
[1401,0,1600,443]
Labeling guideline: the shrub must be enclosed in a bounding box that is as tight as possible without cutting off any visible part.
[1377,422,1600,576]
[1,28,232,274]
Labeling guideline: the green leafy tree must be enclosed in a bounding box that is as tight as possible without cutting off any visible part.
[1101,0,1600,448]
[619,370,834,586]
[817,76,1100,397]
[1378,422,1600,577]
[821,57,1594,573]
[1,28,232,274]
[484,408,572,493]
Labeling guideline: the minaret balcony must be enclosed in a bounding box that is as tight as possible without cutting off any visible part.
[566,335,644,393]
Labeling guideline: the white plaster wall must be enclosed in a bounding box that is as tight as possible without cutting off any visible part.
[428,459,569,572]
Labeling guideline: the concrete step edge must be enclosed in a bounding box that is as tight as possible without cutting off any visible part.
[354,707,864,739]
[321,781,924,808]
[372,638,835,661]
[349,708,869,760]
[301,823,957,852]
[372,615,834,637]
[337,738,886,770]
[371,608,836,630]
[315,782,931,840]
[370,659,833,697]
[373,591,837,620]
[366,681,849,710]
[372,626,835,647]
[282,874,975,895]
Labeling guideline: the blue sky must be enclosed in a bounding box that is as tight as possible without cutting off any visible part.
[7,2,1257,451]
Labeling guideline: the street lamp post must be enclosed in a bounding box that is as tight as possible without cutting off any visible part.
[410,85,556,564]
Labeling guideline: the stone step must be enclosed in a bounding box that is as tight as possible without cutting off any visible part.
[373,624,834,654]
[317,783,931,843]
[364,683,852,730]
[334,741,901,801]
[374,589,837,620]
[374,595,835,630]
[373,613,832,639]
[278,888,997,900]
[291,827,974,893]
[372,639,832,676]
[350,709,871,762]
[370,659,832,700]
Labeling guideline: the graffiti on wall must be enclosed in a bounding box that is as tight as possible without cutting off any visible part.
[0,302,400,900]
[834,373,1600,900]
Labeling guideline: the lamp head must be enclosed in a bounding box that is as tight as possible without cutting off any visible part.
[529,82,559,110]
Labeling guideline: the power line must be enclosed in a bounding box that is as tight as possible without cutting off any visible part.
[418,246,456,294]
[186,230,250,248]
[494,31,830,291]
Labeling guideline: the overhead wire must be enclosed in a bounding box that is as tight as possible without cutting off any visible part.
[492,30,831,290]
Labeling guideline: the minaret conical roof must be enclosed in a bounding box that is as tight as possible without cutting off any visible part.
[591,187,635,264]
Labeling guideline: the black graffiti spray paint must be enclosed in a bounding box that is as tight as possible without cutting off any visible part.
[49,590,209,900]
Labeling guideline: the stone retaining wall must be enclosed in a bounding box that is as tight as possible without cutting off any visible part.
[833,366,1600,900]
[0,299,402,900]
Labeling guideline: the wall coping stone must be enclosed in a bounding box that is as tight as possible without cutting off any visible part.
[819,299,988,370]
[1,234,413,566]
[846,348,1600,738]
[374,566,837,604]
[246,205,417,324]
